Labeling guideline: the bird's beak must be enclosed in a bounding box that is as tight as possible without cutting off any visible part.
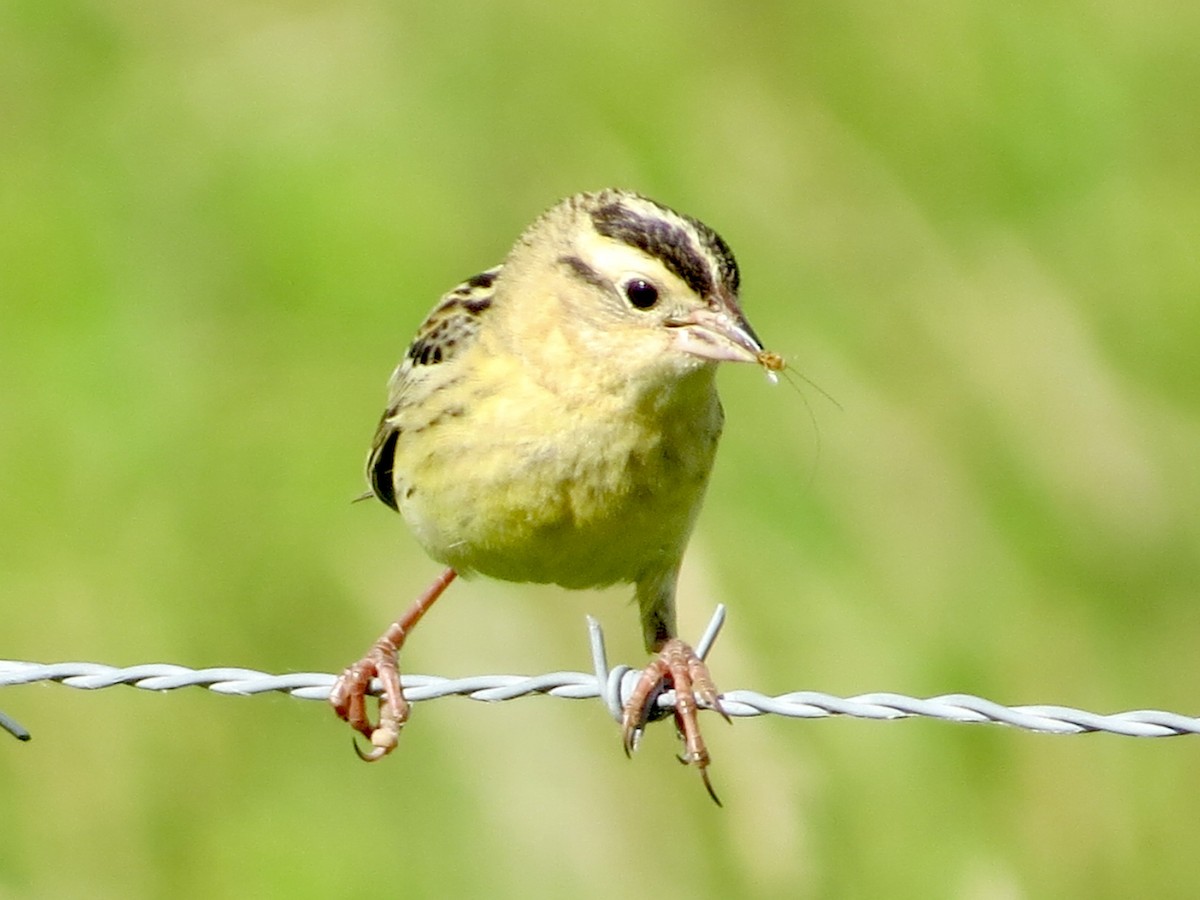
[668,300,764,364]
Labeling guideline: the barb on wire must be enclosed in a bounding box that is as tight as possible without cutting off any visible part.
[1,709,30,741]
[2,606,1199,740]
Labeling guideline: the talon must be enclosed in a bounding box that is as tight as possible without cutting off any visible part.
[700,767,722,807]
[352,736,390,762]
[714,702,733,726]
[622,723,642,758]
[697,683,731,726]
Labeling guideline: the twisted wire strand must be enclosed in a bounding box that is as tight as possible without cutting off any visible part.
[2,606,1197,740]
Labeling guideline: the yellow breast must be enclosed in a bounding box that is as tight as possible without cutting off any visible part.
[391,349,724,590]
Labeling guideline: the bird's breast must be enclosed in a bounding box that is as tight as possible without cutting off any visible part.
[391,361,723,589]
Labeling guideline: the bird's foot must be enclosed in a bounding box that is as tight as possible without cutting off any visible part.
[329,568,458,761]
[328,636,408,762]
[620,637,730,804]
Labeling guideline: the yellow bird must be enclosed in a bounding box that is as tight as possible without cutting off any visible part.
[331,189,767,799]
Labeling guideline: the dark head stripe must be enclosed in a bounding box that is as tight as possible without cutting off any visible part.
[681,211,739,295]
[559,254,610,290]
[590,201,739,298]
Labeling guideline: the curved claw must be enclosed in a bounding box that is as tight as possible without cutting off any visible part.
[699,766,723,807]
[620,700,648,757]
[673,749,722,804]
[621,722,642,758]
[352,736,391,762]
[350,739,384,763]
[711,696,733,726]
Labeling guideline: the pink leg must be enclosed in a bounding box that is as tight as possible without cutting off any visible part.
[329,568,458,761]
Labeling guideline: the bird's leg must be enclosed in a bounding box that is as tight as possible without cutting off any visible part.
[620,637,730,804]
[329,567,458,761]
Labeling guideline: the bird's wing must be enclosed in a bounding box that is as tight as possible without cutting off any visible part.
[366,265,502,510]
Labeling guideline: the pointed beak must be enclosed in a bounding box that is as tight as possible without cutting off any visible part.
[667,299,763,364]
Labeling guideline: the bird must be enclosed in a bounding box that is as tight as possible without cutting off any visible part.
[329,189,768,800]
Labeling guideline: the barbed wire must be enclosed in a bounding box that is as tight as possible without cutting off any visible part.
[3,606,1198,741]
[1,709,30,741]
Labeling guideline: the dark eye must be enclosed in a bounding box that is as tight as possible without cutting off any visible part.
[623,278,659,310]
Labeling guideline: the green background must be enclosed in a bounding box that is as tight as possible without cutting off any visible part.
[3,2,1199,897]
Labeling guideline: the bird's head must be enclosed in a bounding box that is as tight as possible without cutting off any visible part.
[492,190,764,388]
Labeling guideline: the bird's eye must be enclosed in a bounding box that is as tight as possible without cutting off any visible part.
[622,278,659,310]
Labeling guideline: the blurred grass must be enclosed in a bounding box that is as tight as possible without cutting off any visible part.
[3,1,1200,897]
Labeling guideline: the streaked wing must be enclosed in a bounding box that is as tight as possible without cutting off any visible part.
[366,266,500,509]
